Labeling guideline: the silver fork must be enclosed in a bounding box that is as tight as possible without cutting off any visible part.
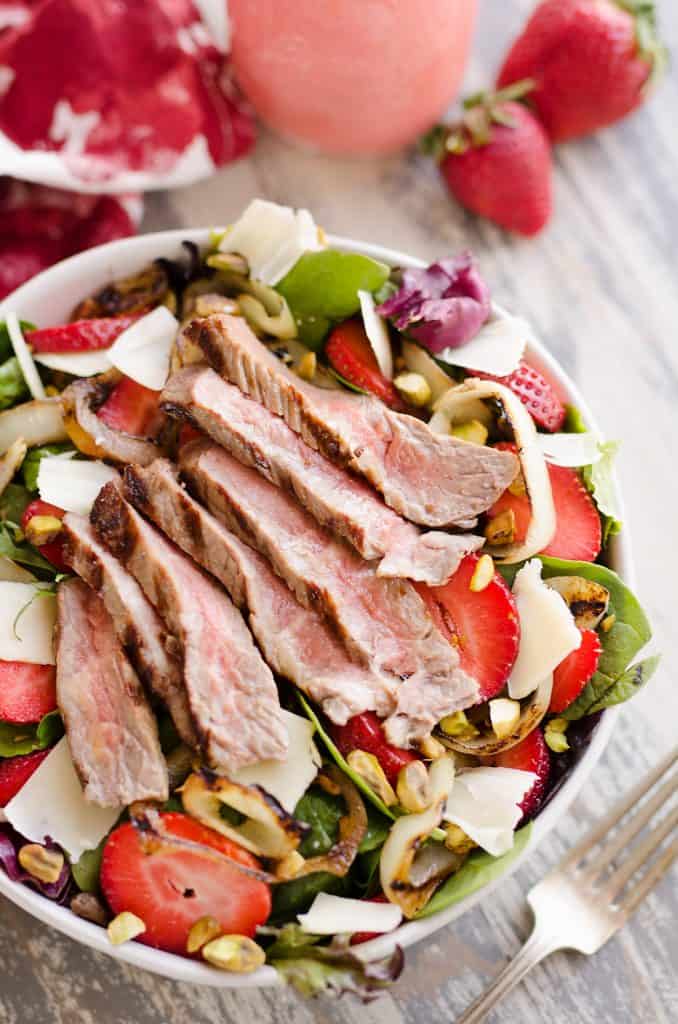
[457,746,678,1024]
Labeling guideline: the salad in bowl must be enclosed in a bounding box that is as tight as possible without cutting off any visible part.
[0,201,657,996]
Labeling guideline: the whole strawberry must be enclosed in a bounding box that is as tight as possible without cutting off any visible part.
[426,82,552,237]
[497,0,666,142]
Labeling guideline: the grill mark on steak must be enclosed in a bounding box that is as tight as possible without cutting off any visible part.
[161,366,484,584]
[91,481,288,771]
[188,314,518,528]
[179,440,480,745]
[123,460,396,725]
[56,577,168,806]
[62,512,196,748]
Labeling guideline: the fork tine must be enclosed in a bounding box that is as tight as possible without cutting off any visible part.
[558,746,678,871]
[618,837,678,919]
[602,805,678,901]
[578,770,678,881]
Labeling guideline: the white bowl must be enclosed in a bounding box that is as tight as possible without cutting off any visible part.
[0,230,628,988]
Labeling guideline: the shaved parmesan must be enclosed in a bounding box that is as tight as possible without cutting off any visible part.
[0,581,56,664]
[38,455,117,515]
[220,199,323,286]
[444,766,536,856]
[509,560,581,699]
[5,312,45,400]
[298,892,402,936]
[437,315,530,376]
[230,710,321,813]
[538,432,602,468]
[108,306,178,390]
[359,289,393,378]
[4,738,120,860]
[0,399,67,455]
[34,349,113,377]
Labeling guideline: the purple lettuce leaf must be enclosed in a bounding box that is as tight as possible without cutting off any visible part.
[377,253,490,353]
[0,825,71,903]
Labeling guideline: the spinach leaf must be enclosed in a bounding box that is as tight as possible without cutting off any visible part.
[297,694,395,819]
[295,788,344,858]
[0,319,35,364]
[360,804,390,853]
[0,709,63,758]
[566,654,660,719]
[271,870,349,922]
[276,250,390,349]
[499,556,654,720]
[0,357,29,410]
[71,840,106,893]
[0,482,32,525]
[22,443,75,492]
[417,824,533,918]
[353,846,382,895]
[0,523,59,575]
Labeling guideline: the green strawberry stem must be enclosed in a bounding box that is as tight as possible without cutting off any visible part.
[615,0,668,89]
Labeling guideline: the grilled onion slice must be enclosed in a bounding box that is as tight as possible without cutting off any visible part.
[180,770,307,860]
[380,756,457,918]
[435,378,556,562]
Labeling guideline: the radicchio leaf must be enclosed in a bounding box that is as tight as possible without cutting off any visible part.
[377,254,490,353]
[0,826,71,903]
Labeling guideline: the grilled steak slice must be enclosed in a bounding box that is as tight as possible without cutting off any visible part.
[61,512,196,748]
[189,313,517,528]
[60,371,162,466]
[124,460,392,724]
[56,577,168,806]
[180,440,480,745]
[91,482,287,772]
[162,366,484,584]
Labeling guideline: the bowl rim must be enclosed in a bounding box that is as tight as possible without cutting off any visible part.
[0,228,628,988]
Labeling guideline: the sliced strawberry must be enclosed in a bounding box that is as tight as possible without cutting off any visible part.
[0,749,50,806]
[541,464,602,562]
[325,318,405,410]
[97,377,161,436]
[333,711,417,784]
[26,316,140,354]
[495,728,550,819]
[551,629,602,713]
[487,446,602,562]
[350,895,391,945]
[0,661,57,724]
[100,812,271,956]
[470,360,566,432]
[416,553,520,701]
[20,498,69,572]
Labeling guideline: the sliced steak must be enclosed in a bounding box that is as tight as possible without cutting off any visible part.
[189,313,517,528]
[162,366,484,584]
[124,460,391,724]
[61,513,196,748]
[180,440,480,745]
[90,482,287,772]
[56,577,168,806]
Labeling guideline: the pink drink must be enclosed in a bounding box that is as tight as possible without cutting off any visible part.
[228,1,478,155]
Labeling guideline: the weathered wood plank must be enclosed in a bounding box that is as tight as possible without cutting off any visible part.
[1,1,676,1020]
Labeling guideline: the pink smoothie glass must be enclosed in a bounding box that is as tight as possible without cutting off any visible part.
[228,0,478,155]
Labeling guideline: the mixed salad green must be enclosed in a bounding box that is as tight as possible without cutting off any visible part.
[0,200,657,998]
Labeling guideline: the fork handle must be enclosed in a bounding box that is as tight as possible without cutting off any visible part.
[455,925,562,1024]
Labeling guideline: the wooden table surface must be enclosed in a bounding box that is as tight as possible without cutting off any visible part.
[2,2,677,1021]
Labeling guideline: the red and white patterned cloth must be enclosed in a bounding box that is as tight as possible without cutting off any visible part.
[0,0,255,297]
